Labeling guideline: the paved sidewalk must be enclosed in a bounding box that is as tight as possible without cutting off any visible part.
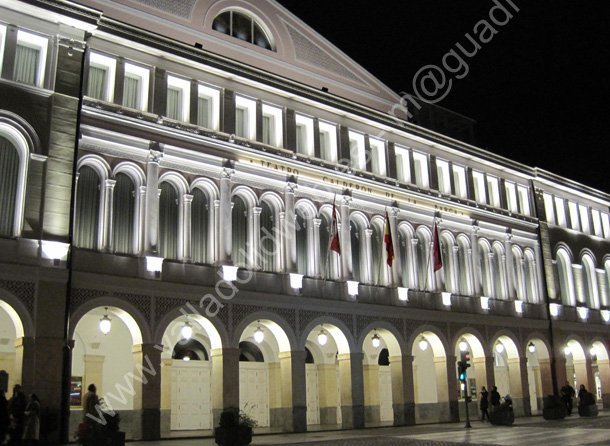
[126,412,610,446]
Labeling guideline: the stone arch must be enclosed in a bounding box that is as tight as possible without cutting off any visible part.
[581,252,600,309]
[154,306,229,351]
[555,245,576,306]
[299,316,354,355]
[233,311,296,353]
[0,288,33,338]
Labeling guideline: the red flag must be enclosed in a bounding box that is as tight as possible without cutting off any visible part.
[384,211,394,267]
[433,221,443,272]
[330,197,341,255]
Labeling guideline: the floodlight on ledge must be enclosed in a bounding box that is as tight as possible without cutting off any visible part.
[577,306,589,320]
[99,307,111,335]
[480,296,490,311]
[442,292,452,306]
[514,300,524,314]
[222,265,239,281]
[397,287,409,301]
[289,273,304,289]
[549,303,561,317]
[183,355,190,362]
[146,256,163,272]
[41,241,70,263]
[528,342,536,353]
[347,280,359,296]
[601,310,610,322]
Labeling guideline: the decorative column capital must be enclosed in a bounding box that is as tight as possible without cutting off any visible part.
[341,195,352,207]
[105,179,117,189]
[183,194,194,203]
[286,182,298,194]
[148,150,163,163]
[221,167,234,179]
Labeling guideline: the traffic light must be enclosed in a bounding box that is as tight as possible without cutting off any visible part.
[457,351,471,382]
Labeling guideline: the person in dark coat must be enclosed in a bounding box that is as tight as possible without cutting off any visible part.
[7,385,26,446]
[22,394,40,446]
[489,386,501,407]
[560,381,575,415]
[479,386,489,421]
[0,390,10,444]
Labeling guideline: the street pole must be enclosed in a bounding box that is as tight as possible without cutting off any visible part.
[464,383,472,428]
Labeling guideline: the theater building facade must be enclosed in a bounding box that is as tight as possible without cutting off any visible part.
[0,0,608,443]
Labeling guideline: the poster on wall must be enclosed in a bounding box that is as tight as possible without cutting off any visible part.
[70,376,83,407]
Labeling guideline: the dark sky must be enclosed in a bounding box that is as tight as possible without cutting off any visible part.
[276,1,610,194]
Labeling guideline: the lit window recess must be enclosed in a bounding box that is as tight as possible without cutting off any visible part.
[15,30,48,88]
[318,121,337,162]
[87,52,116,102]
[480,296,490,311]
[577,306,589,320]
[397,287,409,301]
[368,137,386,176]
[41,241,70,264]
[197,84,220,131]
[348,131,365,171]
[123,63,150,111]
[295,114,314,156]
[395,146,411,183]
[146,256,163,273]
[289,273,304,290]
[549,303,561,317]
[166,75,190,122]
[442,292,452,306]
[346,280,359,296]
[0,25,6,71]
[514,300,524,314]
[262,104,283,147]
[222,265,239,281]
[235,96,256,140]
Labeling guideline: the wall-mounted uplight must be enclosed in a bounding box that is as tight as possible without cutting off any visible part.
[146,256,163,273]
[577,307,589,320]
[181,319,193,340]
[317,327,328,346]
[564,346,572,356]
[254,322,264,344]
[601,310,610,323]
[528,342,536,353]
[99,307,111,335]
[590,347,598,357]
[419,336,429,352]
[514,300,524,314]
[549,303,561,317]
[480,296,490,311]
[397,287,409,301]
[495,343,505,354]
[442,292,452,307]
[347,281,359,296]
[222,265,239,281]
[289,273,304,290]
[41,241,70,264]
[371,331,381,349]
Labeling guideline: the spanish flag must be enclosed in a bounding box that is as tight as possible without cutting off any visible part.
[384,211,394,267]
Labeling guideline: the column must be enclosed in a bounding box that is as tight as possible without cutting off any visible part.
[312,218,322,278]
[363,364,380,422]
[451,246,460,293]
[138,186,147,254]
[364,228,373,285]
[474,356,495,391]
[410,238,418,288]
[537,358,554,397]
[210,348,240,425]
[102,179,116,252]
[132,344,162,441]
[596,358,610,408]
[487,252,495,297]
[440,355,459,422]
[504,234,515,297]
[470,225,481,296]
[555,355,568,391]
[159,358,172,435]
[284,182,297,273]
[279,351,307,432]
[340,195,352,281]
[144,150,162,255]
[390,207,401,287]
[182,194,193,262]
[389,355,415,426]
[252,207,262,269]
[217,168,234,265]
[507,357,531,417]
[574,358,595,394]
[268,362,282,428]
[337,352,364,429]
[213,199,220,262]
[278,211,286,272]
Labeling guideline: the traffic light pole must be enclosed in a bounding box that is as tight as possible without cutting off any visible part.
[463,383,472,428]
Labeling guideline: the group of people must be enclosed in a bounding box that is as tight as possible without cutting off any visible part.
[560,381,592,415]
[0,385,40,445]
[478,385,502,421]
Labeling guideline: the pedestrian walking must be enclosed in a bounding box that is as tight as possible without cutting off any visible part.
[479,386,489,421]
[22,394,39,446]
[560,381,575,415]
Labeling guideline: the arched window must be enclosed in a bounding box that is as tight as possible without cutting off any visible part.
[74,165,101,249]
[112,173,135,254]
[492,242,508,299]
[159,182,179,260]
[232,195,248,267]
[295,209,307,276]
[603,260,610,308]
[350,220,362,282]
[524,249,539,304]
[0,135,20,237]
[415,227,432,291]
[457,235,472,296]
[556,248,575,306]
[398,226,415,288]
[371,220,384,285]
[511,246,525,300]
[478,240,493,297]
[439,234,451,292]
[582,254,600,309]
[212,10,274,51]
[191,188,209,264]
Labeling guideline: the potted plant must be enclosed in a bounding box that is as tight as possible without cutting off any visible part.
[489,395,514,426]
[214,407,257,446]
[542,395,567,420]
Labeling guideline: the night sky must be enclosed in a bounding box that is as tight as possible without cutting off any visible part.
[276,1,609,194]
